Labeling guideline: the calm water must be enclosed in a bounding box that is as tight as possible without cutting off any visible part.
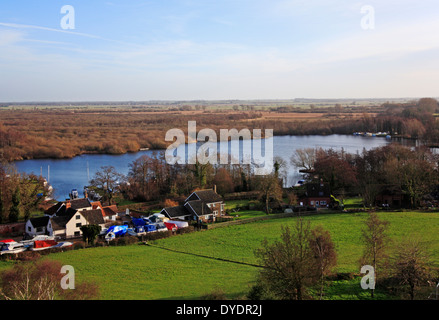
[14,135,392,201]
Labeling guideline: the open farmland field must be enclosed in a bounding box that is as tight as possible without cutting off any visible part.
[35,211,439,300]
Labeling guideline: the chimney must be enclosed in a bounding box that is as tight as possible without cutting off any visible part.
[213,185,217,193]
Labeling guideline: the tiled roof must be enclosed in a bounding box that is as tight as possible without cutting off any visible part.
[44,202,65,216]
[29,216,50,228]
[185,200,213,217]
[186,189,223,203]
[80,209,105,225]
[57,207,77,217]
[162,205,191,218]
[69,198,92,210]
[51,216,71,231]
[102,205,118,217]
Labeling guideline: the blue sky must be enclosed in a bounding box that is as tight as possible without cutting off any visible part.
[0,0,438,101]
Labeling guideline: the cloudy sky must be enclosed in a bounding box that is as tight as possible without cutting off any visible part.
[0,0,438,102]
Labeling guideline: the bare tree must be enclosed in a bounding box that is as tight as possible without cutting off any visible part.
[1,260,64,300]
[392,238,436,300]
[1,260,99,300]
[290,148,317,173]
[359,212,390,298]
[90,166,124,205]
[254,219,319,300]
[309,225,337,299]
[255,173,283,214]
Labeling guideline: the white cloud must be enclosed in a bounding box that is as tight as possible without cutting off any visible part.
[0,22,102,39]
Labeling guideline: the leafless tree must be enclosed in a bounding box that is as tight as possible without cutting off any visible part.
[392,238,436,300]
[290,148,317,173]
[255,219,319,300]
[359,212,390,298]
[310,225,337,299]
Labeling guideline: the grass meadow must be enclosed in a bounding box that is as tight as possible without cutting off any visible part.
[2,210,439,299]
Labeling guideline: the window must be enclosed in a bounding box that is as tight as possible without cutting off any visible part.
[28,226,31,232]
[310,201,314,205]
[213,211,218,216]
[76,215,80,219]
[320,201,327,206]
[74,231,80,236]
[76,223,82,228]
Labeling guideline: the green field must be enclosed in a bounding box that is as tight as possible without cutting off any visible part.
[2,210,439,299]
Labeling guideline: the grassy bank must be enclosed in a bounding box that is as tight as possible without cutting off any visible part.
[3,210,439,299]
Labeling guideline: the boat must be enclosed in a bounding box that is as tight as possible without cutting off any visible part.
[20,235,55,248]
[0,241,27,255]
[0,239,16,243]
[30,239,73,251]
[104,225,129,242]
[164,222,178,231]
[167,220,189,229]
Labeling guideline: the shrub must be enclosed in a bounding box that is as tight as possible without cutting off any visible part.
[14,251,41,262]
[201,288,228,300]
[176,227,195,235]
[73,241,86,250]
[142,230,172,241]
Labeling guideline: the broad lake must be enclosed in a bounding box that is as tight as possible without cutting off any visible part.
[14,134,396,201]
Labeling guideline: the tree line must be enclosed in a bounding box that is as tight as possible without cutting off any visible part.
[292,143,439,208]
[89,152,285,212]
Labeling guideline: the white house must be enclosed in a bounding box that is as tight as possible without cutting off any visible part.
[25,216,53,238]
[50,209,106,239]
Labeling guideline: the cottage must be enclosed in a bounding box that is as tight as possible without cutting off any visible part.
[25,216,53,238]
[375,186,408,208]
[160,205,191,221]
[161,188,225,223]
[51,215,72,239]
[300,183,331,208]
[64,209,106,238]
[185,189,225,217]
[44,197,92,217]
[102,205,118,221]
[49,208,106,239]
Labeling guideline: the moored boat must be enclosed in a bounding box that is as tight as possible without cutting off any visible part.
[30,239,73,251]
[20,235,55,248]
[0,240,27,255]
